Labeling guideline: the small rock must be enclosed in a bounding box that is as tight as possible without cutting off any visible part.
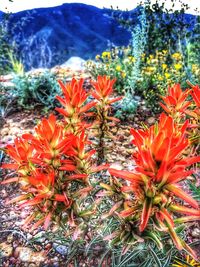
[191,228,200,238]
[1,127,9,136]
[33,231,46,243]
[7,234,14,243]
[27,233,33,240]
[28,264,38,267]
[1,189,8,198]
[0,242,13,257]
[11,126,22,135]
[53,243,68,256]
[134,117,139,122]
[15,247,46,263]
[147,117,156,125]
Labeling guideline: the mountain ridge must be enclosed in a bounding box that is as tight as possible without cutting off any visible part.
[0,3,197,70]
[2,3,131,70]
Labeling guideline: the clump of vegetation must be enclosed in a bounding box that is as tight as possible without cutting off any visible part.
[12,71,61,108]
[0,0,200,265]
[86,0,200,114]
[1,77,200,265]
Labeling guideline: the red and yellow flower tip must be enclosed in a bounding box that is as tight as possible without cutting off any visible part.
[1,137,35,175]
[56,78,96,118]
[190,84,200,108]
[21,114,76,170]
[190,84,200,118]
[91,75,122,104]
[159,84,191,116]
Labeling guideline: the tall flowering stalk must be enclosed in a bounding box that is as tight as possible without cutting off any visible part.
[1,115,76,230]
[56,77,109,182]
[1,75,110,231]
[91,75,122,163]
[160,83,200,149]
[56,78,96,134]
[159,84,191,122]
[106,113,200,258]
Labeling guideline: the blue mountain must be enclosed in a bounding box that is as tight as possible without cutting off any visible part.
[3,3,132,70]
[0,3,197,70]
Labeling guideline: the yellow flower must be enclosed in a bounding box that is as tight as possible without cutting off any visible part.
[158,75,163,81]
[174,63,182,70]
[95,55,100,61]
[116,65,121,71]
[162,63,167,70]
[172,52,182,60]
[121,72,126,78]
[128,56,135,63]
[147,67,156,72]
[165,72,171,79]
[102,51,111,59]
[172,255,200,267]
[162,50,168,55]
[150,55,154,59]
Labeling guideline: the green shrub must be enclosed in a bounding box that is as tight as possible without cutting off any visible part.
[12,71,61,108]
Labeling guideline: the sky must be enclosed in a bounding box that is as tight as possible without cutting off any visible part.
[0,0,199,14]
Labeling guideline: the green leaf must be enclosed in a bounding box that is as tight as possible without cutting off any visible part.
[98,249,110,267]
[149,246,162,267]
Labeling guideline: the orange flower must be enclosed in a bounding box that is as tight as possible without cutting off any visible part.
[22,114,76,171]
[1,138,35,175]
[91,75,122,105]
[56,78,96,133]
[190,84,200,118]
[109,113,200,257]
[159,84,191,117]
[191,84,200,107]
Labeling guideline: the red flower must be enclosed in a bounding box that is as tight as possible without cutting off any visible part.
[1,138,35,175]
[56,78,96,133]
[109,113,200,256]
[91,75,122,104]
[190,84,200,118]
[159,84,191,116]
[22,114,76,170]
[191,84,200,107]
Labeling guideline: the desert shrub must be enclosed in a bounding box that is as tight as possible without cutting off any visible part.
[97,82,200,261]
[12,71,61,108]
[0,82,17,126]
[114,93,139,120]
[1,76,120,232]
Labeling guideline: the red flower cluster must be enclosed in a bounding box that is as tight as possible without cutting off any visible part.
[1,76,120,231]
[108,111,200,257]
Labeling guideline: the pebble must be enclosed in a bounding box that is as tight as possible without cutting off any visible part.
[14,247,46,263]
[147,116,156,124]
[191,228,200,238]
[1,127,9,136]
[7,234,14,243]
[53,243,68,255]
[33,231,46,243]
[0,242,13,257]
